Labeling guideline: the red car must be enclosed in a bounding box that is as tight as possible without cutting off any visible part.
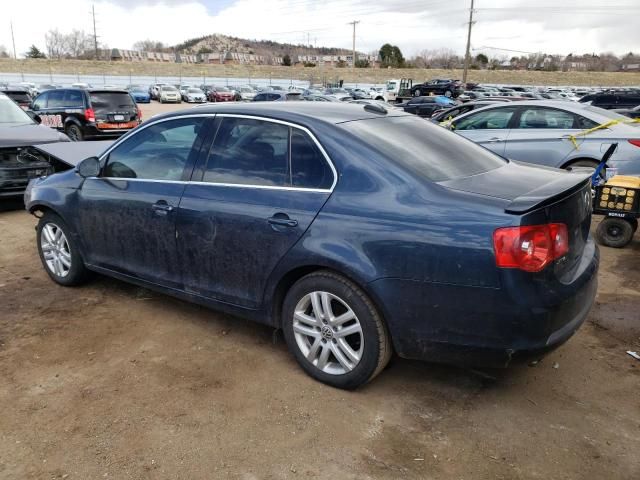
[207,86,235,102]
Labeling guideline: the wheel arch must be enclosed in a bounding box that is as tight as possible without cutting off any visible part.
[560,156,600,170]
[269,264,393,347]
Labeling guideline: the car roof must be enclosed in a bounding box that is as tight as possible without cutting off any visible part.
[170,102,411,125]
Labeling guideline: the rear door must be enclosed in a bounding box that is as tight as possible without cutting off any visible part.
[503,106,592,168]
[176,115,335,308]
[77,116,210,288]
[452,106,517,156]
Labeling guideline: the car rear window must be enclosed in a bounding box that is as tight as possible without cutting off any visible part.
[7,92,31,103]
[341,115,506,182]
[90,92,135,112]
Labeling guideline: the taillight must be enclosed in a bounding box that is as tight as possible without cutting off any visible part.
[84,108,95,122]
[493,223,569,272]
[629,139,640,148]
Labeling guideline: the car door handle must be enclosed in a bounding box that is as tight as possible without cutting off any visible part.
[487,137,504,143]
[268,216,298,228]
[152,201,174,214]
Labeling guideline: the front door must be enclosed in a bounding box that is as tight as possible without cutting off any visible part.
[177,116,335,308]
[77,116,210,288]
[453,106,518,156]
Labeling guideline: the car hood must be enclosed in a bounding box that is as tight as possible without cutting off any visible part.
[439,161,591,212]
[0,124,69,148]
[32,140,114,167]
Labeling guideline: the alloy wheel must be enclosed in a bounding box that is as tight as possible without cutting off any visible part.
[292,291,364,375]
[40,223,72,277]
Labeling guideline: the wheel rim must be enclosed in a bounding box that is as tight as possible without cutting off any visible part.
[607,225,622,238]
[41,222,72,277]
[293,291,364,375]
[67,127,80,141]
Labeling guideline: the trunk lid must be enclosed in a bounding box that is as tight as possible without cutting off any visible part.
[89,91,137,122]
[440,161,593,276]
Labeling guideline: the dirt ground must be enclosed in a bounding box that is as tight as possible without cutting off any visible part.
[1,119,640,479]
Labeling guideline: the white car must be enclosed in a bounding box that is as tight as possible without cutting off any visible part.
[158,86,181,103]
[238,86,256,101]
[183,87,206,103]
[368,87,388,102]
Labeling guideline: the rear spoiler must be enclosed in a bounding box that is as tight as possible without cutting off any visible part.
[505,174,591,214]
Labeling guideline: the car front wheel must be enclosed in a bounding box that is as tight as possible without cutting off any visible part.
[282,271,392,389]
[37,212,90,286]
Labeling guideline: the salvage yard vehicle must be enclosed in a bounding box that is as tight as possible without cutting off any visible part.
[206,86,235,102]
[411,79,464,98]
[614,105,640,119]
[182,88,206,103]
[30,88,142,141]
[127,85,151,103]
[430,100,509,124]
[1,87,33,109]
[253,91,302,101]
[594,175,640,247]
[158,86,182,104]
[0,93,69,197]
[449,100,640,175]
[25,103,598,389]
[399,95,456,118]
[579,91,640,110]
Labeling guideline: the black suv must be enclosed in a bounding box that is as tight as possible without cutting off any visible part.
[410,79,464,98]
[579,91,640,110]
[30,88,141,141]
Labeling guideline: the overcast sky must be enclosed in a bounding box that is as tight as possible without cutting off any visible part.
[3,0,640,59]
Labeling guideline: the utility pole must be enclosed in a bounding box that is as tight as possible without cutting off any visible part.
[92,4,99,59]
[10,21,17,59]
[348,20,360,70]
[462,0,475,84]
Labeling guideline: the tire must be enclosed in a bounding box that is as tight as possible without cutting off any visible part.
[566,159,599,171]
[282,271,392,389]
[65,124,83,142]
[628,218,638,233]
[36,212,90,286]
[595,217,634,248]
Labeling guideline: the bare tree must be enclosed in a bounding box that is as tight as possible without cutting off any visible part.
[45,29,67,59]
[65,30,91,59]
[132,39,166,52]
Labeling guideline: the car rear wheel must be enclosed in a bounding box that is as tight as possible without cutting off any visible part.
[282,271,392,389]
[37,212,90,286]
[567,159,599,171]
[66,124,83,142]
[596,217,635,248]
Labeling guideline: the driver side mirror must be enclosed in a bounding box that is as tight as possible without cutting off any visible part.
[26,110,41,124]
[76,156,101,178]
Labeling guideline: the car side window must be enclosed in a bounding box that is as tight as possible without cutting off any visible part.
[103,117,205,180]
[291,129,333,189]
[454,107,516,130]
[203,117,289,186]
[47,90,66,109]
[32,92,48,110]
[517,107,576,129]
[575,115,599,129]
[65,90,84,108]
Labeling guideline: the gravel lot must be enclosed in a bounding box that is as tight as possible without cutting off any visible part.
[1,104,639,479]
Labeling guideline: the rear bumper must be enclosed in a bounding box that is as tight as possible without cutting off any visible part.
[82,124,137,140]
[368,237,599,368]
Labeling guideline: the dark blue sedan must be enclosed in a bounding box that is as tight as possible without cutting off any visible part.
[25,103,598,389]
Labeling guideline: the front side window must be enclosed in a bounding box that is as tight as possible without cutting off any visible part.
[32,92,48,110]
[517,107,576,129]
[103,117,205,180]
[47,90,66,109]
[454,107,517,130]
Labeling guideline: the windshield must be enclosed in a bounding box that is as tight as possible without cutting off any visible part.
[0,94,34,125]
[89,92,135,112]
[187,88,201,93]
[341,115,506,182]
[161,86,177,92]
[215,87,230,92]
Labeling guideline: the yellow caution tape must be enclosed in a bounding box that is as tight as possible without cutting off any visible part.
[568,117,640,150]
[439,115,454,129]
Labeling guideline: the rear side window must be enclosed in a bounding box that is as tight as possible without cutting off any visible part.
[90,92,135,112]
[291,129,333,189]
[517,107,576,129]
[47,90,66,108]
[342,115,506,182]
[65,90,84,108]
[454,107,516,130]
[204,117,289,186]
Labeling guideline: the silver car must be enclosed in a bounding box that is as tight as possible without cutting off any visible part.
[450,100,640,175]
[183,88,206,103]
